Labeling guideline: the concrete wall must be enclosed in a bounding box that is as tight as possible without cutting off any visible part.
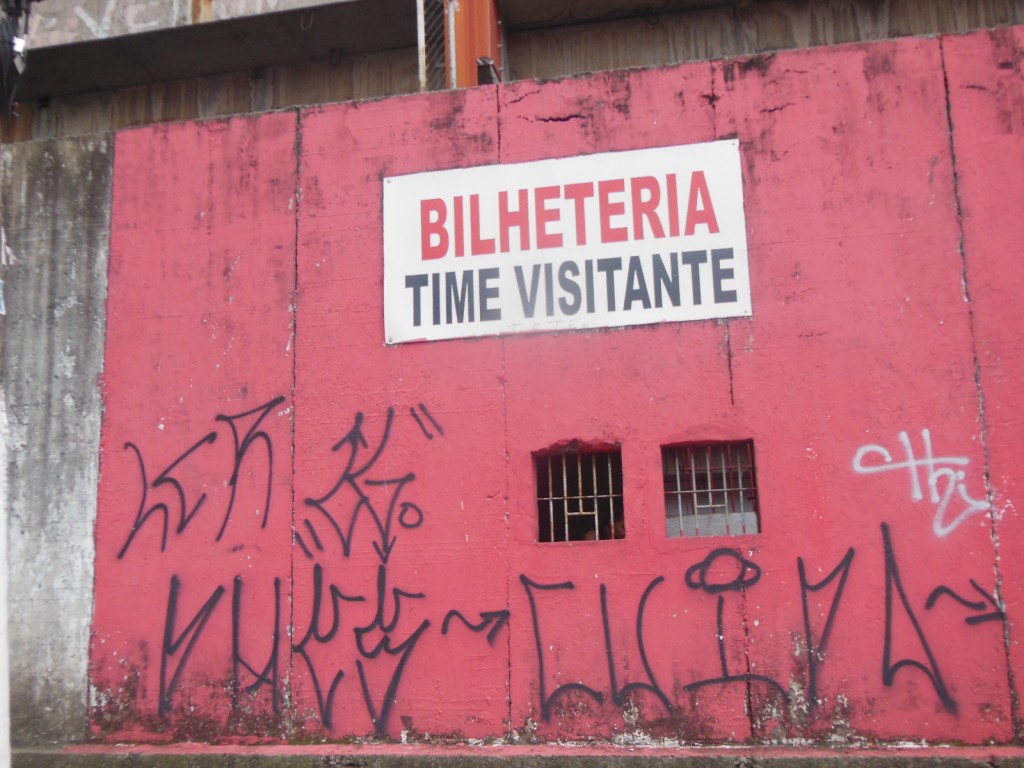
[2,135,113,743]
[7,24,1024,747]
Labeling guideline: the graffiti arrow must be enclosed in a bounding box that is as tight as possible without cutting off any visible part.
[926,579,1004,625]
[441,609,511,646]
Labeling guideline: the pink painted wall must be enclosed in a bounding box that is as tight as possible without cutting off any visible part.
[90,26,1024,745]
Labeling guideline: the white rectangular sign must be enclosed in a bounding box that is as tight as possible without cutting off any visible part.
[383,140,750,344]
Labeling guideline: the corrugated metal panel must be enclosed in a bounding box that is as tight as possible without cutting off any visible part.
[508,0,1024,79]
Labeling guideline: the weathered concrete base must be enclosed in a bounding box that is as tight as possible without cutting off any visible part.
[12,745,1024,768]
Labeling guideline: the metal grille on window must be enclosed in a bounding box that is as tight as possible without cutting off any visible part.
[663,441,759,537]
[417,0,451,91]
[535,449,624,542]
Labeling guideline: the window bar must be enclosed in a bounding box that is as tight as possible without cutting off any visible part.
[738,443,749,533]
[589,454,598,536]
[738,444,746,531]
[673,448,683,532]
[561,453,569,542]
[689,445,699,534]
[593,455,598,537]
[721,443,731,534]
[546,455,555,543]
[704,446,714,509]
[576,451,583,537]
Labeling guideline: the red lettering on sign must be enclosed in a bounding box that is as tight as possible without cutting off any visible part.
[470,194,496,256]
[499,189,531,253]
[421,198,448,260]
[454,196,465,257]
[598,179,628,243]
[534,186,563,249]
[563,182,594,246]
[666,173,680,237]
[419,166,724,262]
[685,171,720,236]
[630,176,665,240]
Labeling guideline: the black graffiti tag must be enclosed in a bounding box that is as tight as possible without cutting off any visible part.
[302,409,427,564]
[118,396,285,558]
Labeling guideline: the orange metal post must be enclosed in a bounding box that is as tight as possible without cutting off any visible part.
[452,0,502,87]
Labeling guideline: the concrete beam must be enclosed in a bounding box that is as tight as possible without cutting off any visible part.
[27,0,364,48]
[17,0,416,100]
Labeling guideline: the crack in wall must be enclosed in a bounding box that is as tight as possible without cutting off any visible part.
[532,113,584,123]
[938,34,1022,740]
[495,83,514,738]
[287,107,304,730]
[725,321,735,407]
[707,61,719,137]
[739,589,757,739]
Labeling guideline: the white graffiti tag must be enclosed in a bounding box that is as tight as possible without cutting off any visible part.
[853,429,990,538]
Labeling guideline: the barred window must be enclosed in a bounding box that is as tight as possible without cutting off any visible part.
[663,441,760,538]
[535,448,624,542]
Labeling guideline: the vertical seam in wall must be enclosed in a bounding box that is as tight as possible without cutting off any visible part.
[288,107,303,725]
[708,58,757,735]
[709,62,736,409]
[83,131,116,740]
[501,336,512,736]
[495,82,513,737]
[739,590,757,738]
[725,321,735,407]
[709,60,719,139]
[496,84,503,166]
[939,34,1021,740]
